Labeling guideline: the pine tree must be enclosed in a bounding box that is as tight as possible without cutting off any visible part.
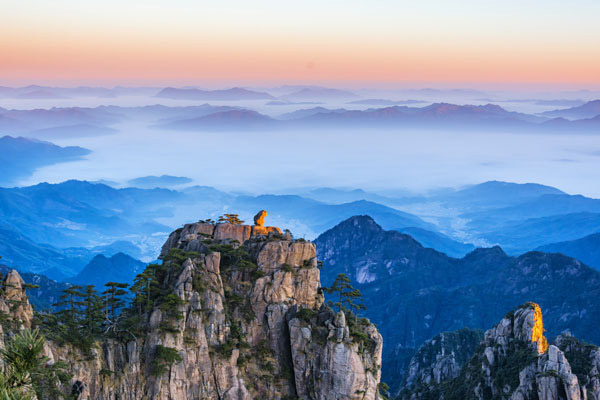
[0,329,72,399]
[323,273,366,315]
[218,214,244,225]
[130,268,155,316]
[53,285,85,325]
[102,282,129,334]
[81,285,104,336]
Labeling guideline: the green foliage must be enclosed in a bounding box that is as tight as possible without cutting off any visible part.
[281,263,294,273]
[159,294,184,319]
[296,308,317,323]
[218,214,244,225]
[103,282,129,336]
[491,340,538,392]
[0,329,72,399]
[323,273,366,315]
[378,382,391,400]
[556,335,596,384]
[40,285,102,355]
[123,248,202,337]
[150,345,182,376]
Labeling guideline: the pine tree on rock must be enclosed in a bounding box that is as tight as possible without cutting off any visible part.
[82,285,104,336]
[218,214,244,225]
[324,273,366,315]
[102,282,129,335]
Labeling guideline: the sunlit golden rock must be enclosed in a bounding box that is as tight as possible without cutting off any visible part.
[531,302,549,354]
[254,210,267,226]
[252,225,282,236]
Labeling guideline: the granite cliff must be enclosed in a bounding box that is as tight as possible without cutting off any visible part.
[400,302,600,400]
[0,219,383,400]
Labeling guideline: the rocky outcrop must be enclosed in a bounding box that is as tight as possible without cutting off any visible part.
[401,302,599,400]
[254,210,267,226]
[315,216,600,394]
[0,269,34,330]
[554,333,600,400]
[288,307,383,400]
[402,328,483,391]
[2,221,383,400]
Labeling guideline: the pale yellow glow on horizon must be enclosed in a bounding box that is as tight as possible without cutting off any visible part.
[2,0,599,86]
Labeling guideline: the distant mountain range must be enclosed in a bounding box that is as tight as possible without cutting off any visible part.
[127,175,193,188]
[279,87,358,102]
[1,179,600,278]
[346,99,426,106]
[536,233,600,270]
[0,85,159,99]
[0,136,90,186]
[156,109,278,131]
[315,215,600,392]
[68,252,146,289]
[154,102,600,132]
[25,124,117,139]
[2,101,598,134]
[542,99,600,119]
[155,87,275,101]
[0,106,123,132]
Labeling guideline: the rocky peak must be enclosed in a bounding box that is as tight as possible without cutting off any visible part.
[400,302,598,400]
[160,216,285,257]
[0,269,34,330]
[18,217,383,400]
[485,302,549,355]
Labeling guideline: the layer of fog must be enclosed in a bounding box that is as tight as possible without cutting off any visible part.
[2,90,599,198]
[20,119,600,198]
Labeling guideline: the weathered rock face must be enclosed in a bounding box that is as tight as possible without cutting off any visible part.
[288,307,383,400]
[3,222,383,400]
[401,302,599,400]
[402,328,483,391]
[554,333,600,400]
[0,269,34,331]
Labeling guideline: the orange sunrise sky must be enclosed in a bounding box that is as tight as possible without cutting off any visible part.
[2,0,599,87]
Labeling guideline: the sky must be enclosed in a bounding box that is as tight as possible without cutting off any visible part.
[2,0,600,88]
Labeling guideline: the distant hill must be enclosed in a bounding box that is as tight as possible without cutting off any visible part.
[346,99,426,105]
[479,212,600,254]
[277,107,349,120]
[462,193,600,229]
[398,227,475,258]
[156,110,278,131]
[280,87,358,102]
[0,180,174,249]
[0,224,85,280]
[26,124,117,139]
[438,180,565,211]
[69,252,146,288]
[0,106,123,132]
[16,89,68,99]
[535,233,600,270]
[542,99,600,119]
[155,87,275,101]
[128,175,193,188]
[0,136,90,186]
[231,195,434,236]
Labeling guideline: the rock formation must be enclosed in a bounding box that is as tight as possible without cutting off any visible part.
[400,302,600,400]
[315,215,600,393]
[0,221,383,400]
[254,210,267,226]
[0,269,34,331]
[402,328,483,390]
